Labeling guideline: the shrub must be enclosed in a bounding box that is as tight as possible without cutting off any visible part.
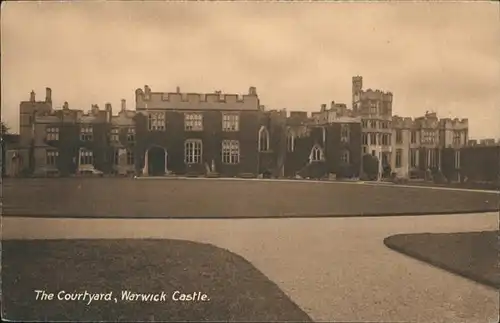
[336,164,354,179]
[382,164,392,178]
[298,162,327,180]
[362,154,379,180]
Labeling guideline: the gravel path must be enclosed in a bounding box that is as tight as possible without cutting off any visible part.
[3,212,498,322]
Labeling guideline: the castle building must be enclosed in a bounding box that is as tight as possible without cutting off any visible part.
[351,76,394,171]
[9,79,482,182]
[10,86,362,179]
[134,85,263,176]
[284,108,362,179]
[351,76,470,179]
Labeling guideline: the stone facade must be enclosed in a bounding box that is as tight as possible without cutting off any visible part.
[14,86,362,179]
[350,76,470,179]
[13,80,489,182]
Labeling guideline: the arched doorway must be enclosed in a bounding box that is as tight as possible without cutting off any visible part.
[145,146,167,176]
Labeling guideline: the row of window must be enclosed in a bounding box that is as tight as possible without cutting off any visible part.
[46,149,133,166]
[362,133,392,146]
[363,130,436,145]
[45,121,464,147]
[110,128,136,143]
[45,141,242,166]
[362,129,463,146]
[44,126,136,143]
[48,147,460,171]
[147,112,240,132]
[361,120,391,129]
[46,142,354,167]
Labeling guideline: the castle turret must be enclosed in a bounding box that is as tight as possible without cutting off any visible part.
[45,87,52,103]
[352,76,363,95]
[352,76,363,111]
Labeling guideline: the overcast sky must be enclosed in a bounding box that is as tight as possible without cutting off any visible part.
[2,1,499,139]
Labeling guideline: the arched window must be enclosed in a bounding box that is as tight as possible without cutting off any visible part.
[258,126,269,152]
[310,145,324,162]
[286,130,295,152]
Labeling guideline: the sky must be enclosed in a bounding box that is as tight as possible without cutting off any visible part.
[1,1,499,139]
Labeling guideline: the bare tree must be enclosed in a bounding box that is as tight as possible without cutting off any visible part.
[1,121,9,135]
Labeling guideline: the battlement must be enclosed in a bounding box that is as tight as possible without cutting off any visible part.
[35,113,61,123]
[391,112,469,130]
[438,117,469,129]
[359,88,393,101]
[391,115,414,128]
[135,85,259,111]
[33,101,139,125]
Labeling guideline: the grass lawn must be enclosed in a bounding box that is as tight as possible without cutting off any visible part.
[2,178,499,218]
[384,231,499,289]
[1,239,312,322]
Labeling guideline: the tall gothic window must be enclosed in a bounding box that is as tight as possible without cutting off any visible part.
[258,126,270,152]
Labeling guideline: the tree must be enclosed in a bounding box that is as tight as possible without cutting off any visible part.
[362,154,379,180]
[1,121,9,136]
[382,163,392,178]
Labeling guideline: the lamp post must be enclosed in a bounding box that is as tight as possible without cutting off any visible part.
[377,138,383,182]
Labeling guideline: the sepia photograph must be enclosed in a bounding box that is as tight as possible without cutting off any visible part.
[1,0,499,322]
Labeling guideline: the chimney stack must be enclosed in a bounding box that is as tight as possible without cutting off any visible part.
[30,90,36,102]
[249,86,257,95]
[45,87,52,103]
[176,86,180,93]
[321,104,327,112]
[63,101,69,109]
[121,99,126,112]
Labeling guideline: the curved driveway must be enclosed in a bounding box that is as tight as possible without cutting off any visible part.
[3,212,498,322]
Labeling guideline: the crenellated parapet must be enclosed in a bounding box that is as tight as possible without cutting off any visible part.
[35,113,62,124]
[76,104,111,123]
[438,117,469,130]
[359,89,393,102]
[391,115,414,128]
[135,85,260,111]
[390,111,469,131]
